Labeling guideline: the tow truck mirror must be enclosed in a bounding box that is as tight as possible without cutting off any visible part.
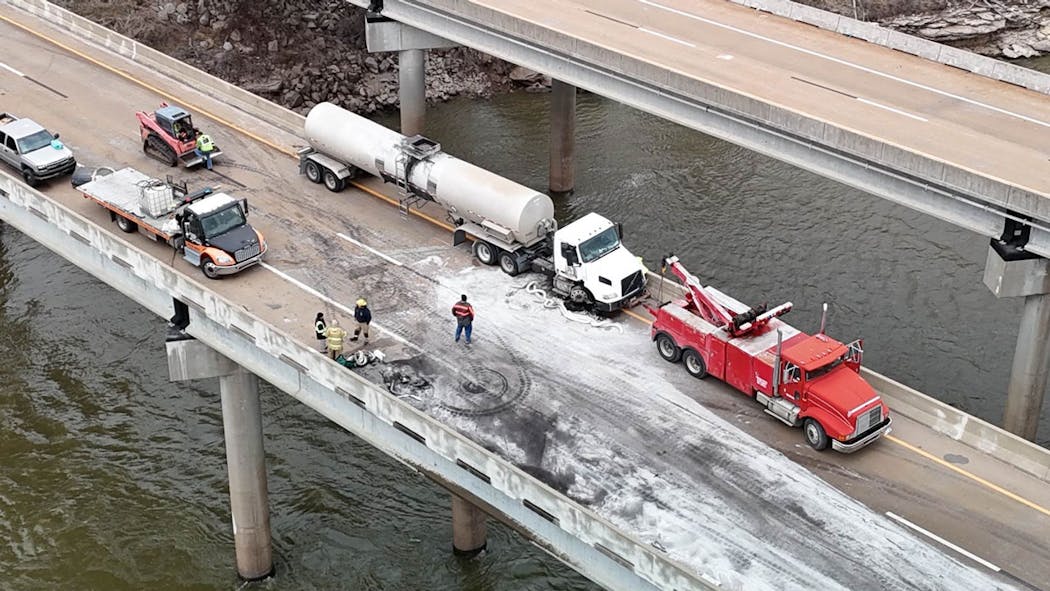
[561,243,578,265]
[240,198,249,216]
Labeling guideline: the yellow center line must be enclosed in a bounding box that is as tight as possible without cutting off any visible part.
[886,434,1050,518]
[8,7,1049,522]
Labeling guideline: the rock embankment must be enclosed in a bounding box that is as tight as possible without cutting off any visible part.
[52,0,1050,116]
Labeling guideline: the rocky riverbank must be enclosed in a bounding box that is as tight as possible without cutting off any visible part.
[50,0,1050,117]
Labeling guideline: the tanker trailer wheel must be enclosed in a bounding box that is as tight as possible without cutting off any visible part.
[304,160,322,183]
[323,169,346,192]
[473,241,496,265]
[498,251,520,276]
[803,418,829,451]
[682,349,707,379]
[656,334,681,363]
[115,215,138,233]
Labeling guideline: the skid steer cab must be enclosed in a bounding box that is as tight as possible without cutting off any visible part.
[136,103,222,169]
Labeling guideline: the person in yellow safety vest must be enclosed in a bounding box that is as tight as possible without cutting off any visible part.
[194,130,215,171]
[324,319,348,360]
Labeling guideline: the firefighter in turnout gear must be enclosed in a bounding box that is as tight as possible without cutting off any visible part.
[324,318,348,360]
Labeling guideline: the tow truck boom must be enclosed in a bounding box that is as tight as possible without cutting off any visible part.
[663,255,792,337]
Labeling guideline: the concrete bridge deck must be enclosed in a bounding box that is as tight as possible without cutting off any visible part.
[1,3,1048,589]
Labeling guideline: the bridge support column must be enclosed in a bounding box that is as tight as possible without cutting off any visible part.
[451,494,487,555]
[984,224,1050,441]
[399,49,426,136]
[549,79,576,195]
[365,13,457,136]
[167,338,274,580]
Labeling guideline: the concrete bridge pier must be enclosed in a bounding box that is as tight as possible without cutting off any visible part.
[984,225,1050,441]
[549,80,576,195]
[167,338,274,580]
[365,13,457,137]
[451,494,488,555]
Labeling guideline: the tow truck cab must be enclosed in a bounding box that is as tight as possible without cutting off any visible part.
[760,333,892,452]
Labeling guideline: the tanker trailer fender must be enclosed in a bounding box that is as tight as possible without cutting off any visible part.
[297,147,359,192]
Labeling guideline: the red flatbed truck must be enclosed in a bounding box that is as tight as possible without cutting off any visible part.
[648,256,891,452]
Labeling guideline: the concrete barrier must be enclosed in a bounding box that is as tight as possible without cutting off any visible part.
[645,270,1050,481]
[729,0,1050,96]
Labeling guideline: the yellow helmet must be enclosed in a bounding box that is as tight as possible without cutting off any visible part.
[356,298,367,307]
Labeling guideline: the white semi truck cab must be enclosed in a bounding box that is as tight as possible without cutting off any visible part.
[546,213,647,311]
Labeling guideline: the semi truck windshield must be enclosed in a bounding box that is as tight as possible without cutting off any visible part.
[579,227,620,263]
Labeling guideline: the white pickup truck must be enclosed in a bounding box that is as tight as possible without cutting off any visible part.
[0,112,76,186]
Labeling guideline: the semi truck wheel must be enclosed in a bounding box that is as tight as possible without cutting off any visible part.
[803,418,829,451]
[473,241,496,265]
[656,334,681,362]
[201,258,221,279]
[304,160,322,183]
[498,251,520,276]
[682,349,707,379]
[323,169,345,192]
[115,216,138,233]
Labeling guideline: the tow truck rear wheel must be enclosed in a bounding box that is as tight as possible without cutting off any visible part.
[201,258,221,280]
[304,160,322,183]
[115,216,138,233]
[323,169,345,192]
[803,418,829,451]
[498,251,520,276]
[473,241,496,265]
[656,334,681,363]
[682,349,707,379]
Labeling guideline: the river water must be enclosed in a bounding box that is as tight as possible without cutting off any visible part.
[3,71,1049,588]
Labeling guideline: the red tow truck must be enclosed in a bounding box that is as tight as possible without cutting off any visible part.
[648,256,891,452]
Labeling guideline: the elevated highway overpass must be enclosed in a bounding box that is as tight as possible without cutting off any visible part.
[1,2,1048,590]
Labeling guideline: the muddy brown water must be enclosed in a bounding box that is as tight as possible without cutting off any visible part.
[3,80,1049,589]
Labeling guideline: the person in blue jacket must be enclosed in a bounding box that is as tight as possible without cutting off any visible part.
[351,298,372,342]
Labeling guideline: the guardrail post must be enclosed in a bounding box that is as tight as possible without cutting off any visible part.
[167,339,274,579]
[984,232,1050,441]
[549,79,576,195]
[451,494,487,555]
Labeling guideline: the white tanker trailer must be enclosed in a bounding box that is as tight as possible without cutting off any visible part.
[298,102,646,312]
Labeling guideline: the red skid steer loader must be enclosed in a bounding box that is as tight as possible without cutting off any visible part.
[136,103,222,169]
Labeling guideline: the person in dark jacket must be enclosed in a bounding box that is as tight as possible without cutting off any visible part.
[452,294,474,344]
[314,312,327,353]
[351,298,371,342]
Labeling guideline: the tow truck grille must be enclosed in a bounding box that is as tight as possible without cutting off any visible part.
[621,270,644,297]
[854,406,882,435]
[235,242,261,262]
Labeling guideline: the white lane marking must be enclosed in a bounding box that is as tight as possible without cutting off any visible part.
[0,61,25,77]
[717,54,734,61]
[337,232,404,266]
[857,97,928,122]
[639,27,696,48]
[885,512,1001,572]
[259,261,420,352]
[638,0,1050,129]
